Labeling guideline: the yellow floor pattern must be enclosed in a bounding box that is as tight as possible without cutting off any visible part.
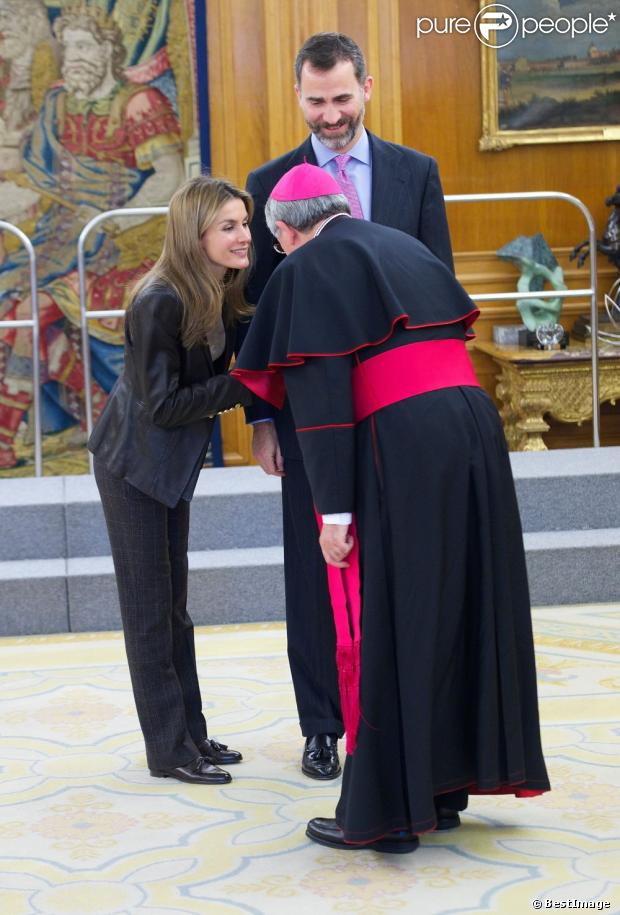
[0,607,619,915]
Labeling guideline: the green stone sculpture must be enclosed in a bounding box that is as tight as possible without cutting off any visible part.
[497,234,567,331]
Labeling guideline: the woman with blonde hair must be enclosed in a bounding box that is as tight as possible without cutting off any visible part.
[89,175,253,784]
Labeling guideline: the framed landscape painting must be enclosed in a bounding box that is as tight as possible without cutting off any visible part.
[480,0,620,149]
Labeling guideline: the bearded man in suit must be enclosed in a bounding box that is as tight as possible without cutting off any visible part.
[244,32,454,780]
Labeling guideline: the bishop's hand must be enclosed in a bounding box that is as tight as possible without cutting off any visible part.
[319,524,354,568]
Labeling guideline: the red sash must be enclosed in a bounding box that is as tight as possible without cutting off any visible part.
[352,338,480,424]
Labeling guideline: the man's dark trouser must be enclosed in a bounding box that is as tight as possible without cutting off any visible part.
[94,459,207,770]
[281,457,344,738]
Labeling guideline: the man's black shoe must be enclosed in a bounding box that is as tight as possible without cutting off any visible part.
[197,737,243,765]
[302,734,341,779]
[435,805,461,830]
[306,817,419,854]
[149,755,232,784]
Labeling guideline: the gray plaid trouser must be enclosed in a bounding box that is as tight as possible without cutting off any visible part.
[94,459,207,769]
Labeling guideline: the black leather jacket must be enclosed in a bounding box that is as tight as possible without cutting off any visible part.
[88,284,252,507]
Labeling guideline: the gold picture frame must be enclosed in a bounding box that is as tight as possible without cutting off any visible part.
[480,2,620,151]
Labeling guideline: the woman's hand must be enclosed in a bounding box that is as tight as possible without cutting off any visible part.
[319,523,354,568]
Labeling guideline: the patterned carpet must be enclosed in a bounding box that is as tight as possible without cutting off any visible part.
[0,607,619,915]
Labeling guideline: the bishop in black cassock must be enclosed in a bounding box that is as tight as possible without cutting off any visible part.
[234,164,550,854]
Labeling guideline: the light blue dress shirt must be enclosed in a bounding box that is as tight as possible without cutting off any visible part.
[310,129,372,221]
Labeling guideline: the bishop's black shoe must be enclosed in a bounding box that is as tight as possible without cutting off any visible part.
[197,737,243,765]
[306,818,419,854]
[302,734,341,780]
[435,805,461,830]
[149,755,232,785]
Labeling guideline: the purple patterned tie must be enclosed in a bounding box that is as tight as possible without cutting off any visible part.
[334,154,364,219]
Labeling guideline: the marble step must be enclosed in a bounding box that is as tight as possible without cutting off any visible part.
[0,546,284,636]
[511,447,620,533]
[1,527,618,636]
[524,528,620,606]
[0,467,283,562]
[1,449,618,562]
[1,448,619,635]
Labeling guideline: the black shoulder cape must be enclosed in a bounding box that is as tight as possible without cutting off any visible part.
[233,216,478,407]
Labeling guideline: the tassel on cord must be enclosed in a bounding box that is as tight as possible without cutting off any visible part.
[335,641,361,753]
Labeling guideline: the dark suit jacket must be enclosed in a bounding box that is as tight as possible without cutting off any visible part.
[88,284,251,507]
[243,131,454,453]
[246,131,453,306]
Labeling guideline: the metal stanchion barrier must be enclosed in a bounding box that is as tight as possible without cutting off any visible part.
[0,221,42,475]
[77,207,168,472]
[445,191,599,446]
[76,194,600,474]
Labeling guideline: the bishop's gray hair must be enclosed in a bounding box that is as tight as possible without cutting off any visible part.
[265,193,350,236]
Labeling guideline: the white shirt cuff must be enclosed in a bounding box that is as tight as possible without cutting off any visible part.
[322,512,353,525]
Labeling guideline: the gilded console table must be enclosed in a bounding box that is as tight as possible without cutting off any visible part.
[474,341,620,451]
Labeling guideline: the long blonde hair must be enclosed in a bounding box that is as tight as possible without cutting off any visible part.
[129,175,254,349]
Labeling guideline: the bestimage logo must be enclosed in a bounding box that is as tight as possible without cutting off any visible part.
[416,3,616,47]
